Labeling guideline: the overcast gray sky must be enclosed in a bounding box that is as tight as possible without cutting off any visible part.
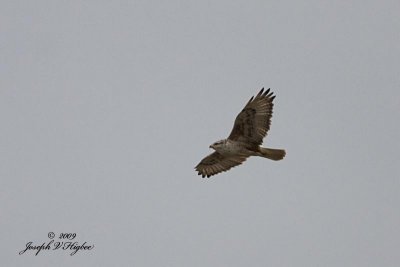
[1,0,400,266]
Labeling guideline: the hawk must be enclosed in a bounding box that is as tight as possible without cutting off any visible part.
[195,88,286,178]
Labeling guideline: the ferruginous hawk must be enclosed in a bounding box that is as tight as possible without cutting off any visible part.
[195,88,285,178]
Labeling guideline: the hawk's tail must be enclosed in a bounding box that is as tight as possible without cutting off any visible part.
[259,147,286,161]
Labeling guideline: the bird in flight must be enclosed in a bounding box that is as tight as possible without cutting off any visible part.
[195,88,285,178]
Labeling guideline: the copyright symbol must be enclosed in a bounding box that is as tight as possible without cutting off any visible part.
[48,232,55,239]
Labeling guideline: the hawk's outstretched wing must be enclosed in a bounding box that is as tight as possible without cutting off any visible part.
[228,88,275,147]
[195,152,248,178]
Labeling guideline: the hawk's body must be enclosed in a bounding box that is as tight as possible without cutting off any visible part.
[195,88,285,178]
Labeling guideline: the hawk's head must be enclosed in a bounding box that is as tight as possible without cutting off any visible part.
[210,139,226,150]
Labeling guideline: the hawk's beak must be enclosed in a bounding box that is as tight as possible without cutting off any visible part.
[209,145,214,149]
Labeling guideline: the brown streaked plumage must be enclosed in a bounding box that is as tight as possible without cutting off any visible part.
[195,88,285,178]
